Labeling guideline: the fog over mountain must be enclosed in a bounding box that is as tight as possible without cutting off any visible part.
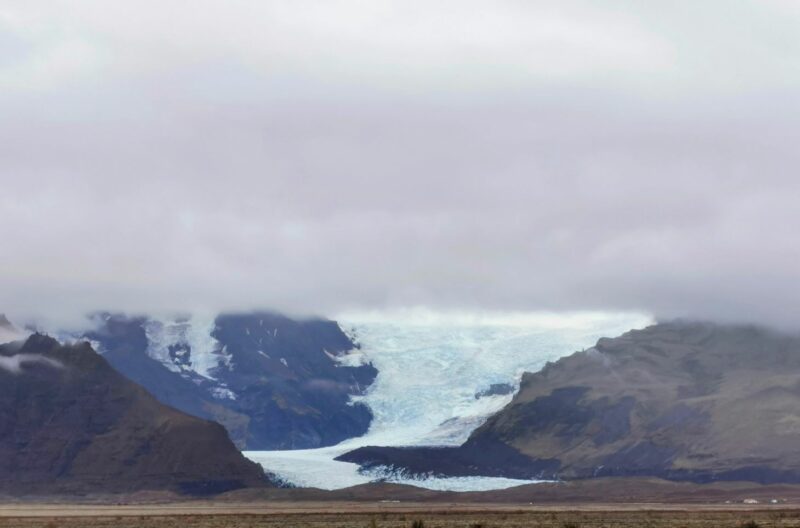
[1,1,799,327]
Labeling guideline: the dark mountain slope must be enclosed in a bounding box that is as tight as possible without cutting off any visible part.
[83,314,228,433]
[0,334,266,495]
[84,311,377,449]
[341,321,800,484]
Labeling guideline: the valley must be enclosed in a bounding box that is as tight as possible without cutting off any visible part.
[244,310,650,490]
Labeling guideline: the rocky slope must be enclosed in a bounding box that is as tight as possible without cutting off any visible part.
[341,321,800,484]
[0,334,266,495]
[80,311,377,449]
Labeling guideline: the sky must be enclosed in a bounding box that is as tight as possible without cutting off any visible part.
[1,1,800,327]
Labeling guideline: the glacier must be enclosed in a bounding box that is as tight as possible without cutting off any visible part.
[245,309,651,491]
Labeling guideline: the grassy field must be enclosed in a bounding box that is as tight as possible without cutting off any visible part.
[1,509,800,528]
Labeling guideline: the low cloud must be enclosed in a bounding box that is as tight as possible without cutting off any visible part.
[0,316,28,345]
[0,354,64,375]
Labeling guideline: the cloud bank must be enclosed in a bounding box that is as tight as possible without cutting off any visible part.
[1,1,799,327]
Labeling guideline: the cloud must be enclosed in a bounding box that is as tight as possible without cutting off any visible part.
[0,1,799,327]
[0,354,63,374]
[0,315,27,345]
[0,329,23,346]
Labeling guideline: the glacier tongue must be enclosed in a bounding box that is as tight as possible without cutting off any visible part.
[246,310,652,491]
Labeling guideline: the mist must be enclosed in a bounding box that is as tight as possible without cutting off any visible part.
[0,353,63,374]
[1,1,799,327]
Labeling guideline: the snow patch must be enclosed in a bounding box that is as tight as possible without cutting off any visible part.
[210,386,237,400]
[144,314,230,380]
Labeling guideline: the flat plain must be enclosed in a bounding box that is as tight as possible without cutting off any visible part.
[2,503,800,528]
[5,478,800,528]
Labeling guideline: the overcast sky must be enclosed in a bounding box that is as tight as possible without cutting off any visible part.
[1,1,800,327]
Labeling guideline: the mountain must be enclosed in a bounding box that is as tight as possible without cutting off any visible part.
[340,321,800,484]
[0,334,266,495]
[80,311,377,449]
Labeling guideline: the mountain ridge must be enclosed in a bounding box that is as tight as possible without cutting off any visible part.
[0,333,267,495]
[79,311,377,449]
